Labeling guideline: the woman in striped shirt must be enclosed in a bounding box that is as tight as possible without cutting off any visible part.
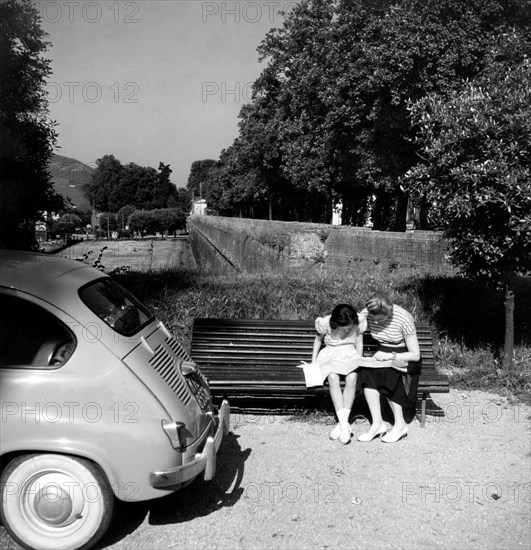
[357,292,421,443]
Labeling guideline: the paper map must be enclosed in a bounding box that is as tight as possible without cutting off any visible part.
[296,357,408,387]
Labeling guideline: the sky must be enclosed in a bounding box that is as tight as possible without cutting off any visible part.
[35,0,299,187]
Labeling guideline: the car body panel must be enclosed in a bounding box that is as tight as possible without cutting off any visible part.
[0,250,228,502]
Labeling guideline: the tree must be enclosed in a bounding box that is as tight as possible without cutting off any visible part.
[83,155,124,212]
[128,210,155,238]
[95,212,119,238]
[84,156,179,213]
[404,40,531,371]
[0,0,64,249]
[152,162,179,209]
[253,0,341,222]
[53,213,82,238]
[344,0,530,229]
[116,204,135,229]
[171,187,192,214]
[186,159,218,200]
[223,0,531,227]
[152,208,187,235]
[225,103,296,220]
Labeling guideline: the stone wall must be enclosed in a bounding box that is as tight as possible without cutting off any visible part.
[188,215,452,273]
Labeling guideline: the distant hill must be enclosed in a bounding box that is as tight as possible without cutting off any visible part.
[49,154,94,212]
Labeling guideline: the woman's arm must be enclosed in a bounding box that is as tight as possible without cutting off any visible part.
[312,334,324,363]
[355,330,363,357]
[373,332,421,363]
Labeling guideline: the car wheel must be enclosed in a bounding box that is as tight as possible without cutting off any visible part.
[0,454,114,550]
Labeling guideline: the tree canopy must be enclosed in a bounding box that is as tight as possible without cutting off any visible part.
[84,155,184,213]
[404,33,531,369]
[0,0,64,249]
[194,0,531,228]
[186,159,218,200]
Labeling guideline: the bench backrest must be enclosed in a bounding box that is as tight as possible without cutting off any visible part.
[190,318,447,392]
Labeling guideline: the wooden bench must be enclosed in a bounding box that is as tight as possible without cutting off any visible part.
[190,318,449,426]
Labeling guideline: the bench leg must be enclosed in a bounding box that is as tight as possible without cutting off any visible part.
[420,392,427,427]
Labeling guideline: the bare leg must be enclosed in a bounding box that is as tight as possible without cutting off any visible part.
[386,398,407,434]
[362,387,386,437]
[380,398,408,442]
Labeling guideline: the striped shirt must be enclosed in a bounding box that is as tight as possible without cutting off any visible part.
[359,305,416,348]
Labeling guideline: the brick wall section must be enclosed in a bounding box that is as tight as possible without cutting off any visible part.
[188,215,452,273]
[324,227,450,270]
[189,216,291,272]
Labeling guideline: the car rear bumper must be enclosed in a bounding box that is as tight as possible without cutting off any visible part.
[149,400,230,488]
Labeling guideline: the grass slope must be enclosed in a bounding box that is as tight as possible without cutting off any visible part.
[113,263,531,404]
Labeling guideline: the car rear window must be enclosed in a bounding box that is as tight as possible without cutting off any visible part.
[79,279,153,336]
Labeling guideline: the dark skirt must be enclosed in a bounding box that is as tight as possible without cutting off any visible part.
[357,345,421,411]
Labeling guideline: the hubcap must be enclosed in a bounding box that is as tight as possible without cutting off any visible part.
[24,472,85,527]
[33,484,73,525]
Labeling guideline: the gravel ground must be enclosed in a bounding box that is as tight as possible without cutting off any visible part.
[1,389,529,550]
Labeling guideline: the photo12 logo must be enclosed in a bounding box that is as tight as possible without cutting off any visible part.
[243,480,341,504]
[202,82,254,103]
[402,481,530,504]
[3,479,140,504]
[47,82,140,104]
[202,2,298,24]
[35,1,140,24]
[430,400,531,424]
[1,401,140,424]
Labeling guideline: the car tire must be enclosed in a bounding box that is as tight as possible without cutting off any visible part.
[0,454,114,550]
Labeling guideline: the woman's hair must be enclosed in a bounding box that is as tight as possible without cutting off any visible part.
[366,292,393,316]
[329,304,359,329]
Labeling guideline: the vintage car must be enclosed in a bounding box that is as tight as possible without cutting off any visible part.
[0,250,230,550]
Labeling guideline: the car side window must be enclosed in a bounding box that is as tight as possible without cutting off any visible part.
[0,294,76,369]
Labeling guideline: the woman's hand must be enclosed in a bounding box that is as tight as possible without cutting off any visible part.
[374,351,394,361]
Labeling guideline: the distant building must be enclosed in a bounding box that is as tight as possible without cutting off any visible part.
[332,201,342,226]
[35,221,47,243]
[35,211,59,242]
[191,199,207,216]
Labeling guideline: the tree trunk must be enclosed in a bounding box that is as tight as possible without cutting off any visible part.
[502,284,515,372]
[392,191,408,231]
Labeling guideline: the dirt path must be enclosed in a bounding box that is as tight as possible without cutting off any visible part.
[1,389,529,550]
[59,239,194,271]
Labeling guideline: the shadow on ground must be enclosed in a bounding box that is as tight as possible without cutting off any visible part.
[215,392,443,426]
[96,432,250,549]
